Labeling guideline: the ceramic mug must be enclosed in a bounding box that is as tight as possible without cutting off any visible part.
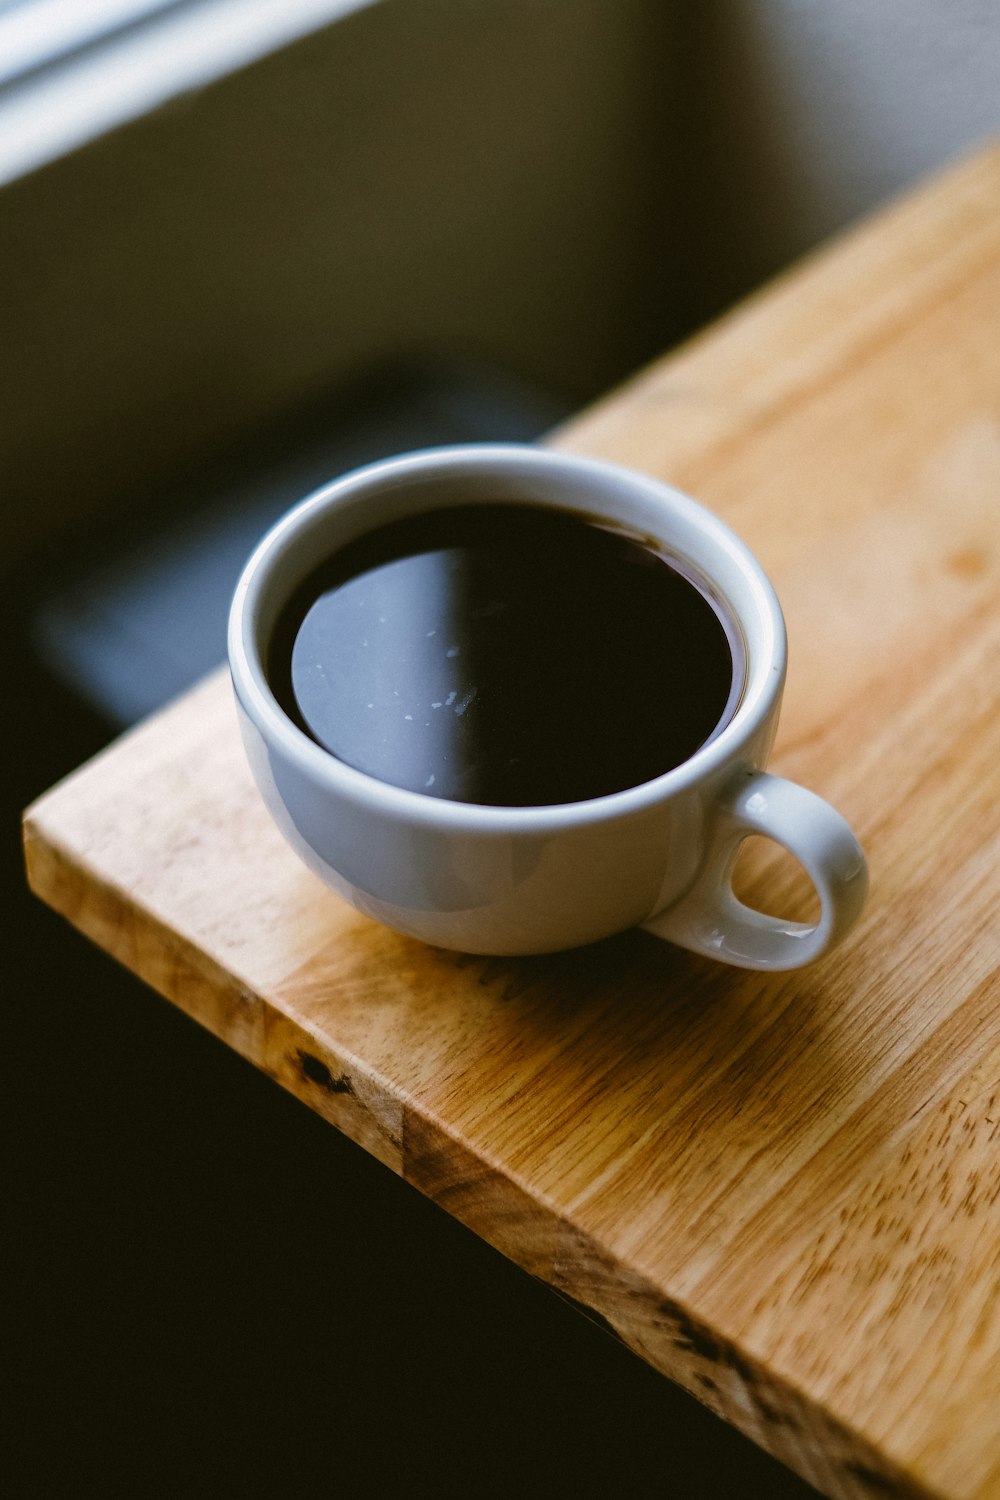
[228,444,868,968]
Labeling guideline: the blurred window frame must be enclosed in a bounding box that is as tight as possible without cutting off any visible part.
[0,0,380,186]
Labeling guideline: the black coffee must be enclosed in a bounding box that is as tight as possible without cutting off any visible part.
[268,504,738,806]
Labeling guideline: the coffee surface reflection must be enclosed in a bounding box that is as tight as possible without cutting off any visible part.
[268,504,737,806]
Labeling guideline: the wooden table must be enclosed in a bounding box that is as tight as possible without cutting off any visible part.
[24,144,1000,1500]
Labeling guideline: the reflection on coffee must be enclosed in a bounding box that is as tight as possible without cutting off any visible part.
[268,504,740,806]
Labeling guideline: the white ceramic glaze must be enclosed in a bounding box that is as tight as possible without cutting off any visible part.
[228,445,868,966]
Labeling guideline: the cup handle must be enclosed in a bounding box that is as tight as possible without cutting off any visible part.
[641,769,868,970]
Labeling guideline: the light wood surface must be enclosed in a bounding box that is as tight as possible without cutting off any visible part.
[24,143,1000,1500]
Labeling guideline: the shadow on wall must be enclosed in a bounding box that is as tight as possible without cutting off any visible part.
[4,1,998,729]
[680,0,1000,312]
[4,0,999,570]
[0,0,687,561]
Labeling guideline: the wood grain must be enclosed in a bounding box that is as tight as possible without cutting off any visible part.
[24,142,1000,1500]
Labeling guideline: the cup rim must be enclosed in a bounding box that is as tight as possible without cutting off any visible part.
[228,443,786,833]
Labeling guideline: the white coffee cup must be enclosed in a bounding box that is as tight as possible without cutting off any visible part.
[228,444,867,968]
